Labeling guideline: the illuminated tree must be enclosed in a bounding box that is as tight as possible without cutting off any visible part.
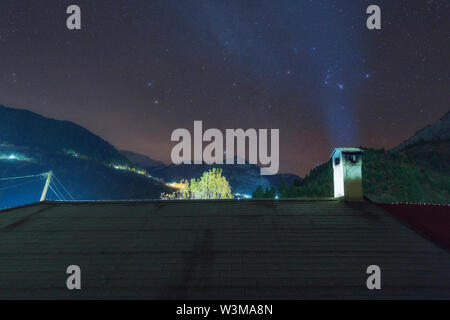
[161,168,234,200]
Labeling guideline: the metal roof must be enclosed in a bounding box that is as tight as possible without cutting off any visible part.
[0,200,449,299]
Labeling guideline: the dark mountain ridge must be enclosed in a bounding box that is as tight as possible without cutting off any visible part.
[120,150,165,168]
[0,105,170,208]
[272,110,450,204]
[142,157,301,195]
[0,105,128,164]
[395,110,450,151]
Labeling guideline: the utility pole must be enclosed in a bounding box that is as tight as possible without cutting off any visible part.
[40,171,53,202]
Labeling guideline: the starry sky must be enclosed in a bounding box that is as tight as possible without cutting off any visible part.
[1,0,448,176]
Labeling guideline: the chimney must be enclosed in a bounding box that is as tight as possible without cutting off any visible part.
[331,148,363,201]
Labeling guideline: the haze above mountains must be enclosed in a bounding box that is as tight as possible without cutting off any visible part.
[119,150,299,194]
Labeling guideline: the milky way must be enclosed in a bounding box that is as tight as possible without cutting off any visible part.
[0,0,448,175]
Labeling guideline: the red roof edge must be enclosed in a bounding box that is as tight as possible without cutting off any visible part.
[378,202,450,250]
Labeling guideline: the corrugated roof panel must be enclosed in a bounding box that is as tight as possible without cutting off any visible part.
[0,200,449,299]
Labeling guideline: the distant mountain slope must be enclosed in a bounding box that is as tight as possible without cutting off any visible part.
[0,155,171,209]
[149,162,271,195]
[0,105,128,164]
[265,173,300,188]
[149,161,301,195]
[283,146,449,204]
[120,150,165,168]
[395,111,450,151]
[0,105,170,208]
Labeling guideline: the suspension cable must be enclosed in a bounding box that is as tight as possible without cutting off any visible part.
[0,178,40,191]
[53,174,75,200]
[48,184,63,201]
[0,173,45,181]
[51,181,66,201]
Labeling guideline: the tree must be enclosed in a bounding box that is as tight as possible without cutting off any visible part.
[252,186,265,198]
[265,186,277,198]
[278,179,288,198]
[161,168,234,200]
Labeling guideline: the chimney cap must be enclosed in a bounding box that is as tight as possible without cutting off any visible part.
[331,147,363,157]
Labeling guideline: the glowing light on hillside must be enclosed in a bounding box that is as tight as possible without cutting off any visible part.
[64,149,82,159]
[0,153,32,162]
[234,193,252,199]
[167,182,188,190]
[109,163,152,178]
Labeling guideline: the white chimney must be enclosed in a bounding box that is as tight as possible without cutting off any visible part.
[331,148,363,201]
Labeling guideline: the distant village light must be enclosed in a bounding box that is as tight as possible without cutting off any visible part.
[0,153,32,162]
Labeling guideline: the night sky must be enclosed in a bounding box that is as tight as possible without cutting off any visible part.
[1,0,448,176]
